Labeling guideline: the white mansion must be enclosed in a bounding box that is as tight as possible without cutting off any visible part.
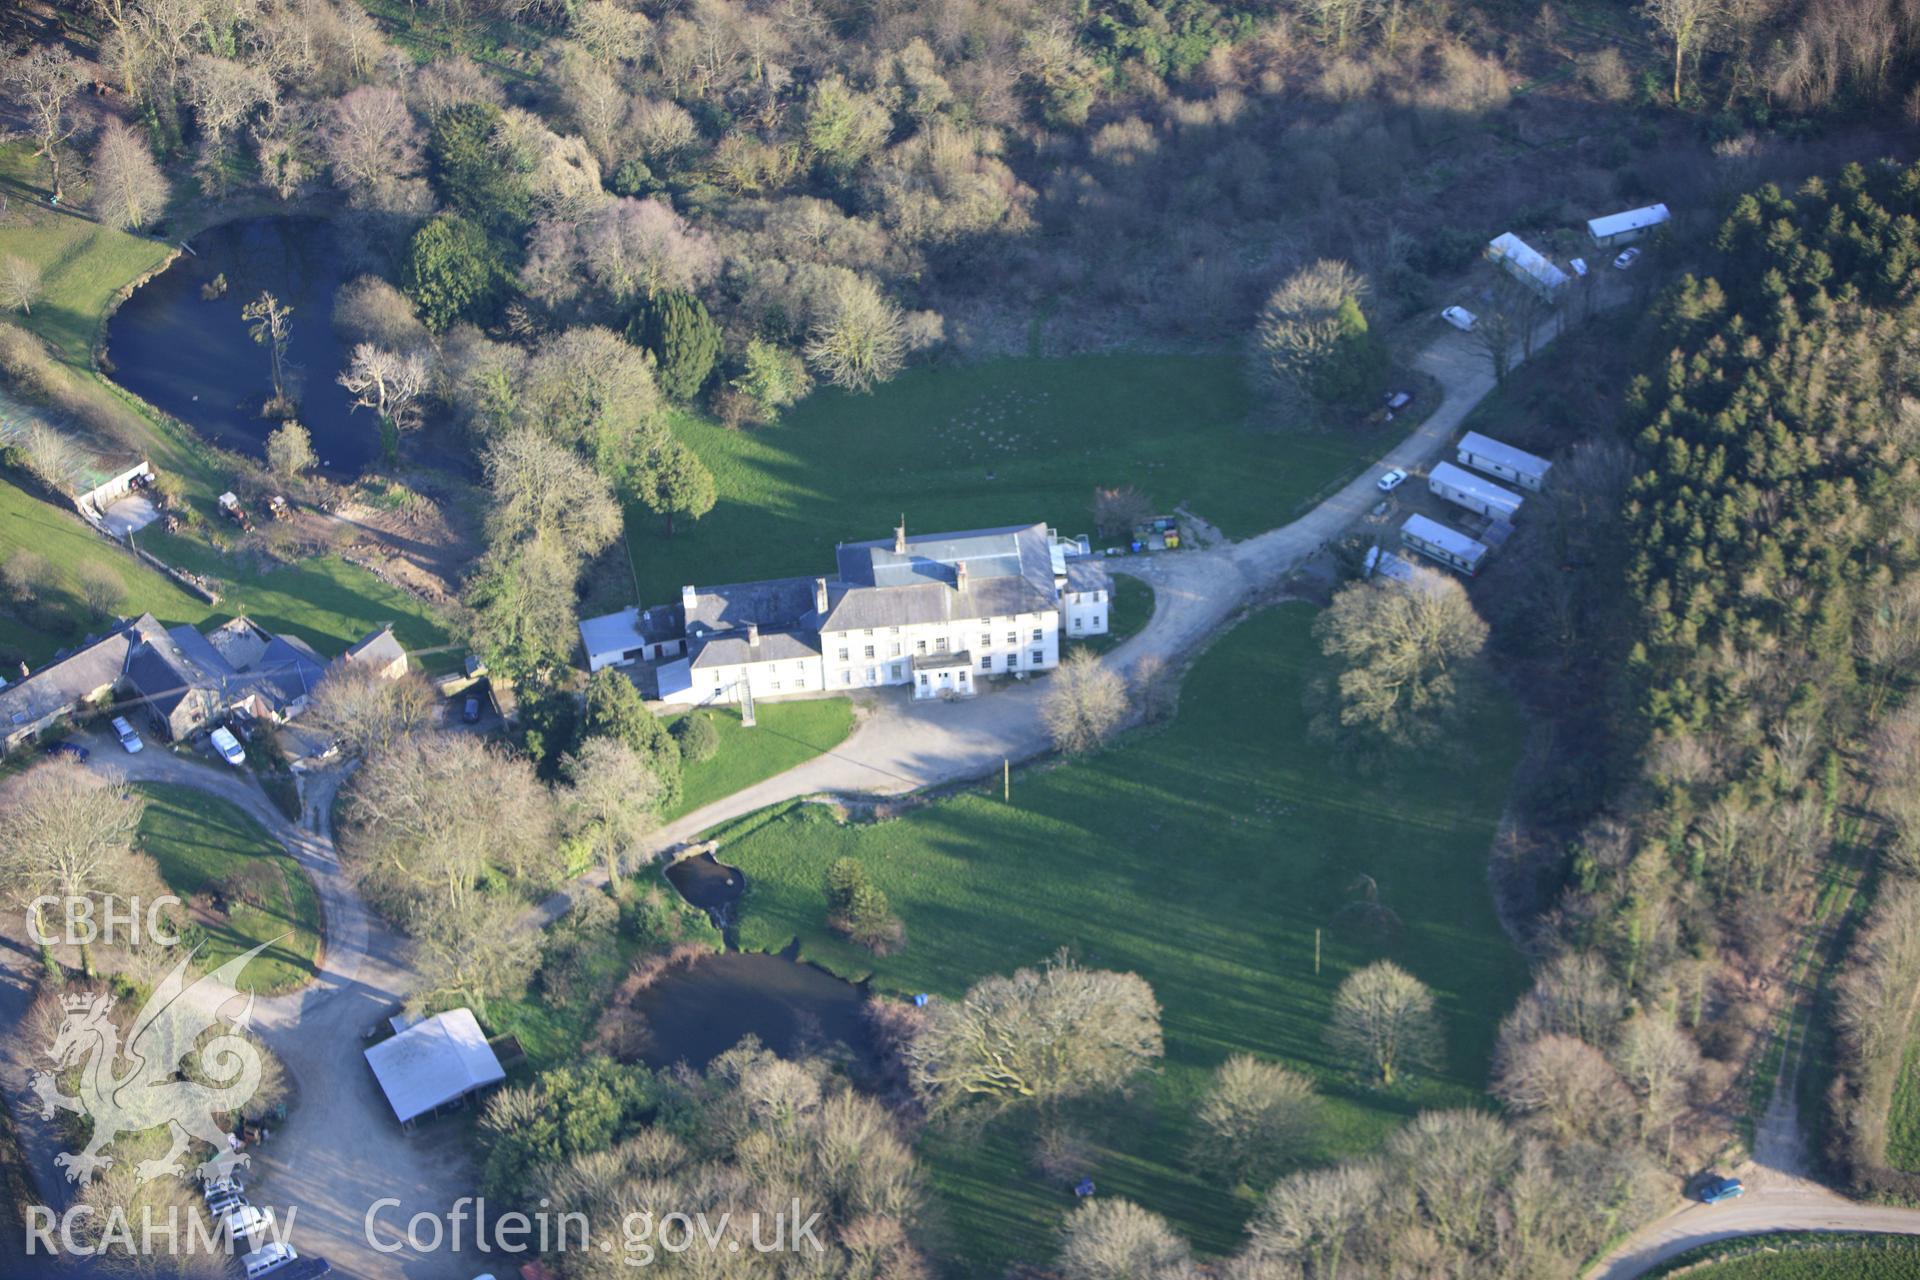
[579,522,1112,705]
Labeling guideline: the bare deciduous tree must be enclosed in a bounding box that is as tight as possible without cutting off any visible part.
[319,85,426,211]
[806,273,908,393]
[1611,1013,1701,1156]
[410,891,541,1019]
[1493,1033,1634,1144]
[304,662,436,759]
[480,428,624,561]
[562,736,667,889]
[523,197,719,308]
[1250,259,1367,406]
[338,342,431,431]
[1247,1163,1381,1279]
[1327,960,1441,1086]
[1042,648,1129,754]
[89,119,171,231]
[242,291,294,408]
[5,46,85,199]
[908,951,1162,1117]
[1642,0,1724,102]
[1314,567,1489,746]
[338,733,555,924]
[0,255,43,315]
[0,765,146,974]
[1092,484,1153,539]
[1192,1055,1319,1190]
[1058,1198,1196,1280]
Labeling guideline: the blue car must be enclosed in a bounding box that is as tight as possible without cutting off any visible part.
[43,740,89,762]
[1697,1175,1745,1204]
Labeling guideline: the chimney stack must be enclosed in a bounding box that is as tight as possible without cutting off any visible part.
[894,517,908,555]
[681,584,698,611]
[746,621,760,648]
[814,577,829,615]
[955,560,969,592]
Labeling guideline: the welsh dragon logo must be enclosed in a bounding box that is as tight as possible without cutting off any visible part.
[28,939,280,1186]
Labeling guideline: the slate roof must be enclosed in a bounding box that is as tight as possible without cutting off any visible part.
[685,578,818,636]
[125,620,325,722]
[1065,560,1111,594]
[820,575,1054,631]
[835,523,1054,594]
[689,629,822,669]
[0,614,158,733]
[342,626,407,672]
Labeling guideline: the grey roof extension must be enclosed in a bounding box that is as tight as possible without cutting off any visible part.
[689,629,822,669]
[686,578,819,636]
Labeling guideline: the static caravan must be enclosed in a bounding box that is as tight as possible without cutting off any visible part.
[1429,461,1525,522]
[1456,431,1552,492]
[1586,203,1670,248]
[1486,233,1569,298]
[1400,514,1488,576]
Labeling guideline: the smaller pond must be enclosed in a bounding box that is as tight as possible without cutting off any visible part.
[626,951,869,1072]
[665,851,744,918]
[105,217,374,473]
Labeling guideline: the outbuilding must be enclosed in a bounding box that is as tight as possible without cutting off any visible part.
[363,1008,505,1126]
[1429,461,1524,522]
[1400,514,1489,576]
[1586,203,1670,248]
[1487,233,1569,297]
[578,605,689,672]
[1456,432,1552,492]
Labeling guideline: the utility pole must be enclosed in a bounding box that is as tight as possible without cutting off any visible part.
[1003,758,1009,802]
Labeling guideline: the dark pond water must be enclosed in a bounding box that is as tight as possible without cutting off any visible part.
[106,217,373,472]
[627,951,869,1072]
[665,851,745,915]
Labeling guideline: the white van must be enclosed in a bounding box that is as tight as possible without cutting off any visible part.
[222,1204,267,1245]
[240,1241,297,1277]
[211,726,246,767]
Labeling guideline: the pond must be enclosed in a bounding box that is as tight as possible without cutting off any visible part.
[106,216,374,473]
[665,850,745,919]
[626,951,870,1073]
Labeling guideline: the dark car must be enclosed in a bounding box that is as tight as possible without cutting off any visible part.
[43,740,89,762]
[462,695,482,724]
[1697,1174,1744,1205]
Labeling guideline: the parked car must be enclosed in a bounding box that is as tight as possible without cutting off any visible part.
[1613,246,1642,270]
[1570,257,1588,276]
[271,1260,332,1280]
[210,727,247,767]
[240,1242,298,1278]
[1376,468,1409,493]
[462,695,482,724]
[110,716,144,754]
[222,1204,268,1245]
[42,740,89,762]
[1441,305,1477,331]
[204,1188,247,1217]
[201,1174,244,1201]
[1696,1174,1744,1204]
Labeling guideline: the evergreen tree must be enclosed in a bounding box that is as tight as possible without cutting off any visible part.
[628,291,722,402]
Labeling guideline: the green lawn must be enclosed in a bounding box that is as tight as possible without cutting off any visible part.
[0,474,448,666]
[0,146,174,368]
[0,475,209,663]
[663,698,855,822]
[627,357,1402,604]
[134,782,321,995]
[720,602,1529,1267]
[1884,1023,1920,1172]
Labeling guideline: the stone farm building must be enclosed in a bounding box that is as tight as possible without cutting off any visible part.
[0,614,401,754]
[581,522,1111,705]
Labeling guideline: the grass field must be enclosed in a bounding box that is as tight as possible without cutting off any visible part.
[1650,1233,1920,1277]
[625,357,1402,605]
[0,475,208,661]
[0,474,449,665]
[134,782,321,995]
[719,602,1528,1267]
[1884,1021,1920,1172]
[662,698,856,822]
